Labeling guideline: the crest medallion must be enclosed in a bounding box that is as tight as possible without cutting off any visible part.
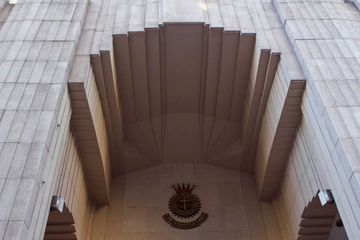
[162,183,208,229]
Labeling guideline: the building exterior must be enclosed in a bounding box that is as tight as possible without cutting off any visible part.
[0,0,359,239]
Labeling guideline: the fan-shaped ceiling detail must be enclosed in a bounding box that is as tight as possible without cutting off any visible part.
[110,23,279,172]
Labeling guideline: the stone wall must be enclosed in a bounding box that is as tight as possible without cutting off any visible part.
[0,0,359,239]
[112,163,282,240]
[271,0,360,239]
[0,0,88,238]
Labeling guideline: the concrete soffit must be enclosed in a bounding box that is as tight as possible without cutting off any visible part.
[65,0,308,205]
[257,78,306,201]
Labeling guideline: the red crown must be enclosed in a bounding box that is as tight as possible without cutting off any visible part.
[172,183,195,194]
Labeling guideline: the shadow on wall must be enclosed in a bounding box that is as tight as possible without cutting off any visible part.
[328,213,348,240]
[298,191,348,240]
[91,163,284,240]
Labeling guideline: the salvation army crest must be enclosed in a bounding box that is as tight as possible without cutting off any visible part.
[162,183,208,229]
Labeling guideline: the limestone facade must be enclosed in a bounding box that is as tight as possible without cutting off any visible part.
[0,0,358,239]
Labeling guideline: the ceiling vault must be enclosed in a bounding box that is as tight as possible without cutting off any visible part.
[64,0,306,207]
[96,23,283,172]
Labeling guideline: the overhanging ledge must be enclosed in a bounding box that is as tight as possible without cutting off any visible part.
[68,56,111,204]
[256,79,306,201]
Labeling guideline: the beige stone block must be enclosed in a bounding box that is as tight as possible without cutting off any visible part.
[123,208,148,233]
[221,205,248,231]
[3,220,28,240]
[24,21,41,41]
[26,42,43,61]
[147,207,173,233]
[0,179,20,220]
[199,206,221,232]
[173,231,199,240]
[17,61,35,83]
[22,143,47,180]
[171,163,196,183]
[6,61,24,83]
[9,178,38,226]
[6,84,25,110]
[218,182,243,207]
[0,111,16,142]
[123,232,148,240]
[198,231,221,240]
[0,221,6,239]
[196,183,219,206]
[19,110,40,142]
[148,232,176,240]
[6,110,27,142]
[7,143,31,178]
[146,184,172,208]
[125,184,149,207]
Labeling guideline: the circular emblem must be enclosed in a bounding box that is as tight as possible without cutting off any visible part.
[162,183,208,229]
[169,184,201,219]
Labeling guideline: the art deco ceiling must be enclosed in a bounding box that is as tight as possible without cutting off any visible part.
[111,23,276,172]
[63,0,305,206]
[70,1,304,199]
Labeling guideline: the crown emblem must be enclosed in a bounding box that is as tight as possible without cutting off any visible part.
[169,183,201,219]
[163,183,208,229]
[172,183,195,194]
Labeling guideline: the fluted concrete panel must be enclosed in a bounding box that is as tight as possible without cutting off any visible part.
[257,79,305,200]
[68,57,111,204]
[164,24,204,113]
[111,23,281,172]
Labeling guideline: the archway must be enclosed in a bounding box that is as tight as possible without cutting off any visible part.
[298,191,348,240]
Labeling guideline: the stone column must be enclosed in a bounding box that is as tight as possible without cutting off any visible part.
[0,0,88,239]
